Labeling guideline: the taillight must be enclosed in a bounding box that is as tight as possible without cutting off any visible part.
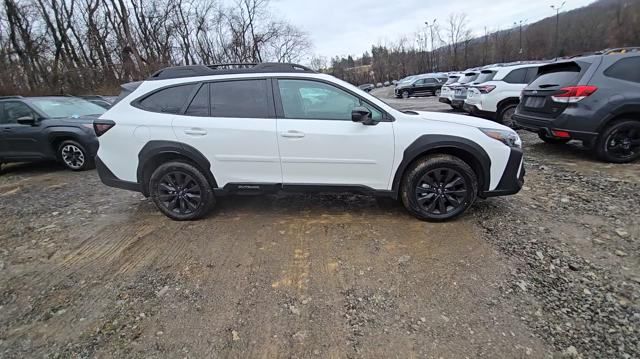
[476,85,496,94]
[551,85,598,103]
[93,120,115,137]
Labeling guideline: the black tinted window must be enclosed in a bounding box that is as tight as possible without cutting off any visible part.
[210,80,270,118]
[139,84,197,114]
[604,57,640,83]
[185,84,209,116]
[524,67,539,83]
[503,68,528,84]
[423,78,437,84]
[529,62,584,89]
[2,102,35,124]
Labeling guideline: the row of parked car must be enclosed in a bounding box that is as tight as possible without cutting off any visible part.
[438,48,640,163]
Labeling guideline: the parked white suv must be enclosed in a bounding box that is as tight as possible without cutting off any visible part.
[464,64,541,127]
[94,63,525,221]
[438,74,461,106]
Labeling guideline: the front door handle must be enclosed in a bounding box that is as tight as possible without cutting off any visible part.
[280,130,305,138]
[184,128,207,136]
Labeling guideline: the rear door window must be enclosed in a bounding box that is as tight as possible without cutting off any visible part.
[604,57,640,83]
[503,68,528,84]
[185,84,209,116]
[138,84,197,114]
[210,79,270,118]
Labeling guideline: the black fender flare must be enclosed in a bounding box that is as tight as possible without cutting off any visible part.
[391,135,492,195]
[596,103,640,133]
[137,140,218,191]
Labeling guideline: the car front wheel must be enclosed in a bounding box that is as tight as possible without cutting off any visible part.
[58,140,93,171]
[400,154,478,221]
[149,161,216,220]
[402,90,410,99]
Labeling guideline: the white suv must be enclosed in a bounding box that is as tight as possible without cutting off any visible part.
[438,74,461,106]
[464,64,542,127]
[94,63,525,221]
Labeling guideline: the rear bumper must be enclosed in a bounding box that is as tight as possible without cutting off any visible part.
[462,103,496,118]
[513,113,599,143]
[96,156,142,193]
[481,147,525,198]
[451,99,465,109]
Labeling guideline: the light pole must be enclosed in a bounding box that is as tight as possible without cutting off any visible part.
[513,19,527,59]
[551,1,566,58]
[425,19,437,71]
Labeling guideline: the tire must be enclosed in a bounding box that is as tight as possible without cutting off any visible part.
[595,119,640,163]
[149,161,215,220]
[434,89,441,97]
[538,132,571,145]
[400,154,478,221]
[402,90,410,99]
[58,140,94,171]
[497,103,518,129]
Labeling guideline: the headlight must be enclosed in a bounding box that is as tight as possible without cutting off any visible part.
[479,128,522,148]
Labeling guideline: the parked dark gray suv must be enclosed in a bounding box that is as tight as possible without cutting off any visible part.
[0,96,106,171]
[514,52,640,163]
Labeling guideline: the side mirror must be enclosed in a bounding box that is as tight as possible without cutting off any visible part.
[17,115,36,125]
[351,106,377,125]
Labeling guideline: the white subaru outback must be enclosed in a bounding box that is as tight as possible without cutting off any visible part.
[94,63,525,221]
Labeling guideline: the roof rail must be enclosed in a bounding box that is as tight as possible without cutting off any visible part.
[148,62,315,81]
[602,47,640,55]
[0,95,24,100]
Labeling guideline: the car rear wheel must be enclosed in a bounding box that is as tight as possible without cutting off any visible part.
[149,161,215,220]
[434,89,441,97]
[595,120,640,163]
[497,104,518,129]
[538,132,571,145]
[58,140,93,171]
[402,90,410,99]
[400,155,478,221]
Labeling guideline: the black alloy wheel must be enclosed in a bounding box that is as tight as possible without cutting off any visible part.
[599,120,640,163]
[149,161,215,220]
[158,171,202,215]
[400,154,478,221]
[415,168,468,216]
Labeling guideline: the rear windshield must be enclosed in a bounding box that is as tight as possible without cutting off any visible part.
[458,73,479,84]
[528,62,586,88]
[475,70,496,83]
[445,76,460,85]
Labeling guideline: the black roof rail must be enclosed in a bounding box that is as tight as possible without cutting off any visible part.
[0,95,24,100]
[602,47,640,55]
[148,62,315,81]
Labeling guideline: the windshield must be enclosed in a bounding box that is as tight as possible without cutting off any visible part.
[445,76,460,85]
[474,71,496,83]
[30,98,106,118]
[459,73,479,84]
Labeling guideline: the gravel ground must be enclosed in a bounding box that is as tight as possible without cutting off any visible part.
[0,90,638,358]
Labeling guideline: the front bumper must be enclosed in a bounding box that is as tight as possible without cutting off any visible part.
[481,147,525,198]
[513,113,598,143]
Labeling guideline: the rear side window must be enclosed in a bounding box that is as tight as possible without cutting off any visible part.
[185,84,209,116]
[210,80,270,118]
[475,71,496,83]
[524,67,539,83]
[503,68,528,84]
[529,62,585,88]
[138,84,197,114]
[604,57,640,83]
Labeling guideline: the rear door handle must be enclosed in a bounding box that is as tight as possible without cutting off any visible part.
[184,128,207,136]
[280,130,305,138]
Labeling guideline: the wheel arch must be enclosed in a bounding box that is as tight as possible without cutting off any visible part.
[137,141,218,197]
[496,97,520,113]
[596,106,640,133]
[47,130,85,157]
[391,135,492,197]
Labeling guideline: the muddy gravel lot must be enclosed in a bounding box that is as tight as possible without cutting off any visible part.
[0,88,638,358]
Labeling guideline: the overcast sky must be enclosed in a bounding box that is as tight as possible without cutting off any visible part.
[271,0,596,59]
